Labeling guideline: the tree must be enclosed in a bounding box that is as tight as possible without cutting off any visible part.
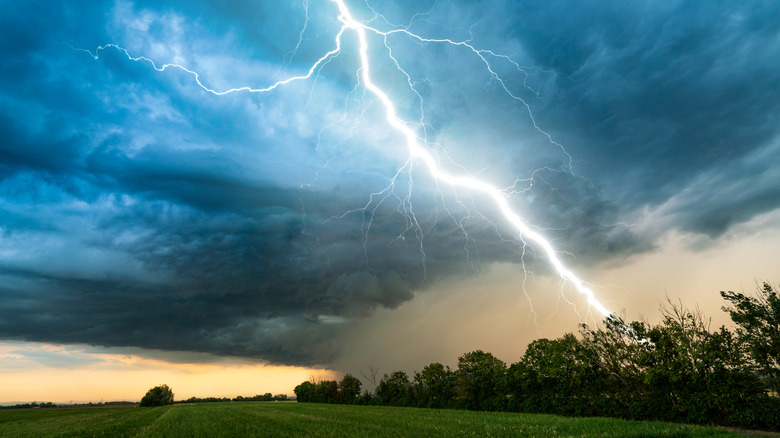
[721,283,780,395]
[376,371,412,406]
[643,302,725,422]
[360,365,380,392]
[579,316,652,416]
[339,374,362,403]
[140,384,174,407]
[456,350,507,411]
[517,334,600,416]
[629,299,764,424]
[314,380,339,404]
[414,362,456,408]
[293,381,315,402]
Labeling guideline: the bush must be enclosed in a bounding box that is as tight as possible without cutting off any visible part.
[729,395,780,431]
[140,384,174,407]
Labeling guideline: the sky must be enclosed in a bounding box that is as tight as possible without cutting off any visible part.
[1,0,780,403]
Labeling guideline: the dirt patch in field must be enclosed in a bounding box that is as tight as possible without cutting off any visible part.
[725,428,780,437]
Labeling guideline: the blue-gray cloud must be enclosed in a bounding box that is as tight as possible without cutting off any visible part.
[1,0,778,366]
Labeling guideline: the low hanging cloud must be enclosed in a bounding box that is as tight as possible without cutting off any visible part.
[0,0,779,367]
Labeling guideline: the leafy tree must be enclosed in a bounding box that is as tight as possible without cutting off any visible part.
[293,381,315,402]
[579,316,652,416]
[314,380,339,404]
[517,334,601,416]
[636,299,763,423]
[414,362,456,408]
[456,350,507,411]
[339,374,362,403]
[140,384,174,407]
[376,371,413,406]
[505,360,533,413]
[721,283,780,395]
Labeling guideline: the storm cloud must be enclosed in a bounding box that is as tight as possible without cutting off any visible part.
[1,0,779,366]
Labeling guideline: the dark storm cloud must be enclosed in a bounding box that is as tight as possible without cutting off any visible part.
[498,0,780,234]
[1,0,779,366]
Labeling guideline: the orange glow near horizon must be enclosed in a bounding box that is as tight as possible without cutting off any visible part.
[0,342,339,404]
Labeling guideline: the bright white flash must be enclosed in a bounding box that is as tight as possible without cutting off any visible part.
[332,0,612,318]
[79,0,614,319]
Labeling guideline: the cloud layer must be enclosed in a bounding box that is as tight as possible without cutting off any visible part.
[1,0,779,366]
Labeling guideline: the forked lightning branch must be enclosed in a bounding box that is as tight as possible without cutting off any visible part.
[77,0,614,321]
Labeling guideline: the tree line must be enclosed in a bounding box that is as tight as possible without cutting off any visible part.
[294,283,780,431]
[179,394,287,404]
[139,384,289,406]
[0,402,57,410]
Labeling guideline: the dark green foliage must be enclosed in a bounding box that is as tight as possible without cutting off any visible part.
[721,282,780,395]
[292,287,780,431]
[376,371,413,406]
[186,396,231,403]
[294,380,340,403]
[296,374,361,404]
[339,374,362,403]
[293,381,315,403]
[358,389,377,405]
[580,316,650,412]
[636,302,763,423]
[0,402,57,410]
[232,393,281,402]
[413,362,456,408]
[513,333,605,416]
[456,350,507,411]
[728,395,780,430]
[139,384,174,407]
[315,380,339,404]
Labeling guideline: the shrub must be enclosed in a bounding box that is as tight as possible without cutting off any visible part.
[140,384,174,407]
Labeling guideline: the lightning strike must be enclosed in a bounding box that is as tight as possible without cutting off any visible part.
[332,0,611,318]
[78,0,615,322]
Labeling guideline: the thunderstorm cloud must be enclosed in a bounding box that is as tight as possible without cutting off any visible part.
[1,0,779,366]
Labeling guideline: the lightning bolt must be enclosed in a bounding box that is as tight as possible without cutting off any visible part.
[332,0,611,318]
[76,0,615,322]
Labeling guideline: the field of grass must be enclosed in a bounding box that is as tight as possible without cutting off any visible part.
[0,402,741,437]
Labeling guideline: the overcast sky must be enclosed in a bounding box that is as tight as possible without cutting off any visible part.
[2,0,780,400]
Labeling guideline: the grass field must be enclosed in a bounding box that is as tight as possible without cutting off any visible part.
[0,402,740,437]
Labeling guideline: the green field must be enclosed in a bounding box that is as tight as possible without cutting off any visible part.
[0,402,740,437]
